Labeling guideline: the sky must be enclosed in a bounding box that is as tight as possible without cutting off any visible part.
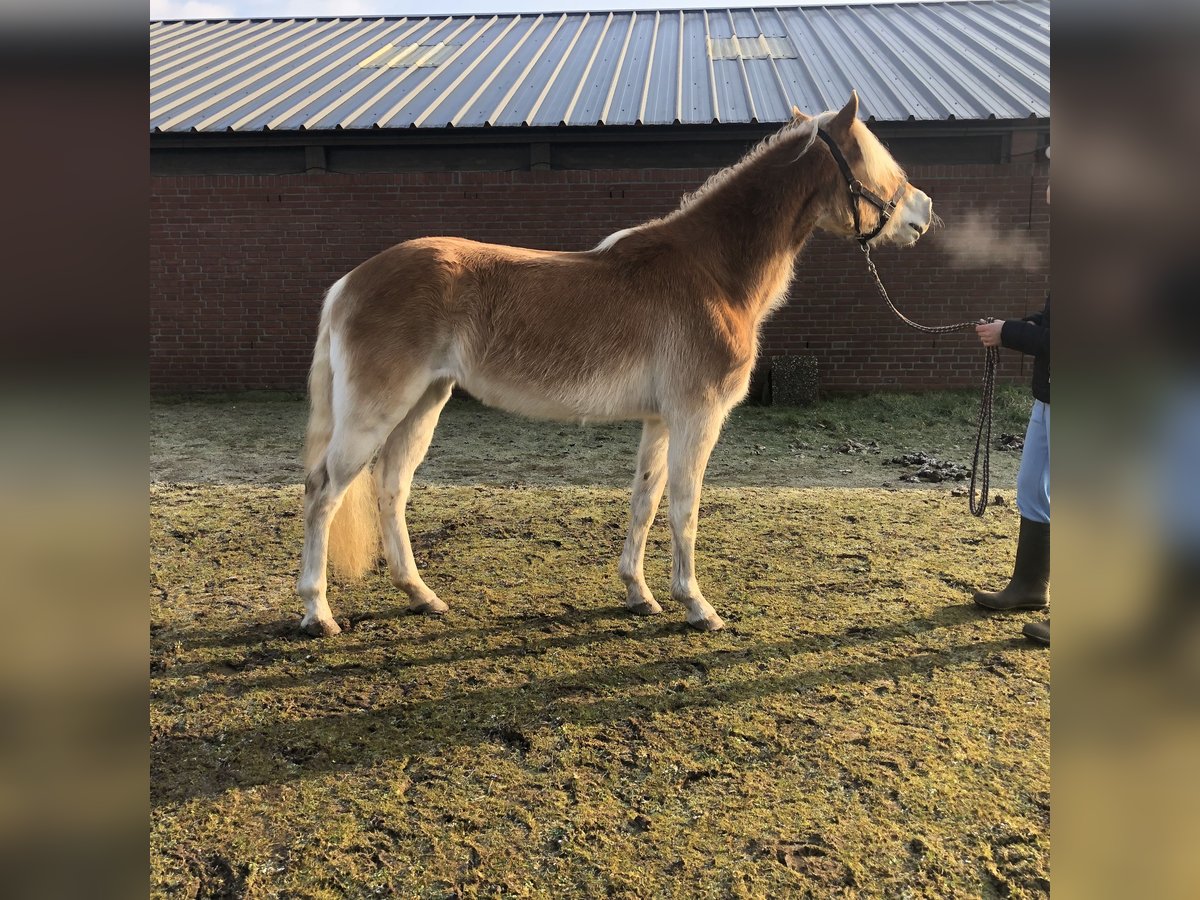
[149,0,885,21]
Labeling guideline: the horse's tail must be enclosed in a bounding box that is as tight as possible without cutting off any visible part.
[304,278,379,581]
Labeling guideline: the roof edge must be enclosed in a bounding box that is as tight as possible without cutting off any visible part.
[149,0,1008,26]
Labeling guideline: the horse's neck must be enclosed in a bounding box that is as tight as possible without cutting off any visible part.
[667,147,823,314]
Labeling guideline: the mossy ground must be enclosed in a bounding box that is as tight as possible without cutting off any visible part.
[151,476,1048,896]
[151,388,1032,489]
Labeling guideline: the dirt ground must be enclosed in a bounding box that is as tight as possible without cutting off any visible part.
[150,392,1048,898]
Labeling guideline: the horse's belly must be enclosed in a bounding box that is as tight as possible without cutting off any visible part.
[456,367,656,423]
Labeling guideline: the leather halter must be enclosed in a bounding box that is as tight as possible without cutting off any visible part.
[817,129,908,245]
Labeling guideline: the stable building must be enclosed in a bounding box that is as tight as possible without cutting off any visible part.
[150,0,1049,395]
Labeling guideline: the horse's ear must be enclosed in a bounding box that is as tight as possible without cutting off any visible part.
[830,90,859,133]
[791,105,810,122]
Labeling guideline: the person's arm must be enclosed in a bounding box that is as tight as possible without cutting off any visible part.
[976,299,1049,355]
[1000,318,1049,358]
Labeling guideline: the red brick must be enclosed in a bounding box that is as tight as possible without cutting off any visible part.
[150,165,1049,393]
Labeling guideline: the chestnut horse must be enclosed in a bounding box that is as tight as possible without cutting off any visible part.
[298,92,933,636]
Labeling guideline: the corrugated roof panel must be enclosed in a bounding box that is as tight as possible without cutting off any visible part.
[492,14,583,126]
[153,19,306,97]
[191,19,367,132]
[597,10,648,124]
[904,4,1031,117]
[601,11,653,124]
[568,12,632,125]
[933,3,1048,96]
[531,13,609,126]
[151,19,230,62]
[638,10,679,124]
[761,9,827,114]
[149,20,186,44]
[821,7,915,120]
[262,18,428,131]
[995,0,1051,33]
[153,19,280,73]
[153,20,339,131]
[150,19,217,52]
[416,14,540,128]
[151,19,289,93]
[941,2,1046,70]
[679,9,713,123]
[149,2,1050,133]
[848,5,950,119]
[169,20,367,133]
[729,6,765,43]
[784,7,853,111]
[376,16,511,128]
[705,10,753,122]
[228,18,400,132]
[478,15,568,127]
[741,55,787,122]
[855,7,981,118]
[803,7,887,120]
[314,17,461,130]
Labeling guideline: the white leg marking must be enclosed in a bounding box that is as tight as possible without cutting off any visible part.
[298,434,380,637]
[619,418,670,615]
[297,376,433,636]
[376,380,454,615]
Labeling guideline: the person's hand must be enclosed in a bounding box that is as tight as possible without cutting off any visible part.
[975,320,1003,348]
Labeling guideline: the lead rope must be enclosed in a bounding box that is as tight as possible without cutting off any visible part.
[859,242,999,517]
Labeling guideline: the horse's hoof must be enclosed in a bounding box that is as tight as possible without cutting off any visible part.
[627,599,663,616]
[686,612,726,632]
[409,596,449,615]
[301,615,342,637]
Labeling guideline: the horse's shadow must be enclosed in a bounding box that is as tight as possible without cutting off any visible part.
[166,602,631,651]
[152,601,981,688]
[151,603,1023,808]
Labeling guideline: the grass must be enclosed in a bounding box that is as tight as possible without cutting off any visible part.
[151,387,1032,489]
[150,391,1048,897]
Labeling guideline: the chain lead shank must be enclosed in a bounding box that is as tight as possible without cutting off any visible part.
[859,243,998,517]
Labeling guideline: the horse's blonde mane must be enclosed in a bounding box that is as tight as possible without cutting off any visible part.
[814,110,907,190]
[672,111,904,216]
[591,106,906,253]
[674,117,820,213]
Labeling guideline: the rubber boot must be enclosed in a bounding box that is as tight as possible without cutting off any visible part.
[973,517,1049,611]
[1022,620,1050,645]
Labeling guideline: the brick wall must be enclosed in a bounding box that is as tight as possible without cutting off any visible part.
[150,163,1048,394]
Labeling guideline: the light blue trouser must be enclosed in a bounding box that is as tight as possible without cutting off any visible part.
[1016,400,1050,524]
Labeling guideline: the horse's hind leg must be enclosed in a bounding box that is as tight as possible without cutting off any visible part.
[298,419,393,636]
[299,377,433,636]
[619,418,669,615]
[375,379,454,614]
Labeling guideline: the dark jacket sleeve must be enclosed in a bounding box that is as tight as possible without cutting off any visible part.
[1004,296,1050,403]
[1000,315,1049,358]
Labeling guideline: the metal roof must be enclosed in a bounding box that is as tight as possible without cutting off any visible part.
[149,1,1049,133]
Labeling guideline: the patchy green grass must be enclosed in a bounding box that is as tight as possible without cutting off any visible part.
[151,480,1048,897]
[151,388,1032,489]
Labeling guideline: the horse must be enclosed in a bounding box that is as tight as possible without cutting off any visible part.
[297,91,933,637]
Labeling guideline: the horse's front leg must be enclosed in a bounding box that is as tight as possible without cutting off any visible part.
[666,411,725,631]
[619,418,669,615]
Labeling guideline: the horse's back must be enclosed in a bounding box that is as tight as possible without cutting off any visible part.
[330,233,740,421]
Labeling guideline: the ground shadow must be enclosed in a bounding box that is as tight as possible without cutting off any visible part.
[152,628,1025,807]
[153,603,984,694]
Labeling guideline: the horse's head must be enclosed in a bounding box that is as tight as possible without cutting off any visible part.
[800,92,934,248]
